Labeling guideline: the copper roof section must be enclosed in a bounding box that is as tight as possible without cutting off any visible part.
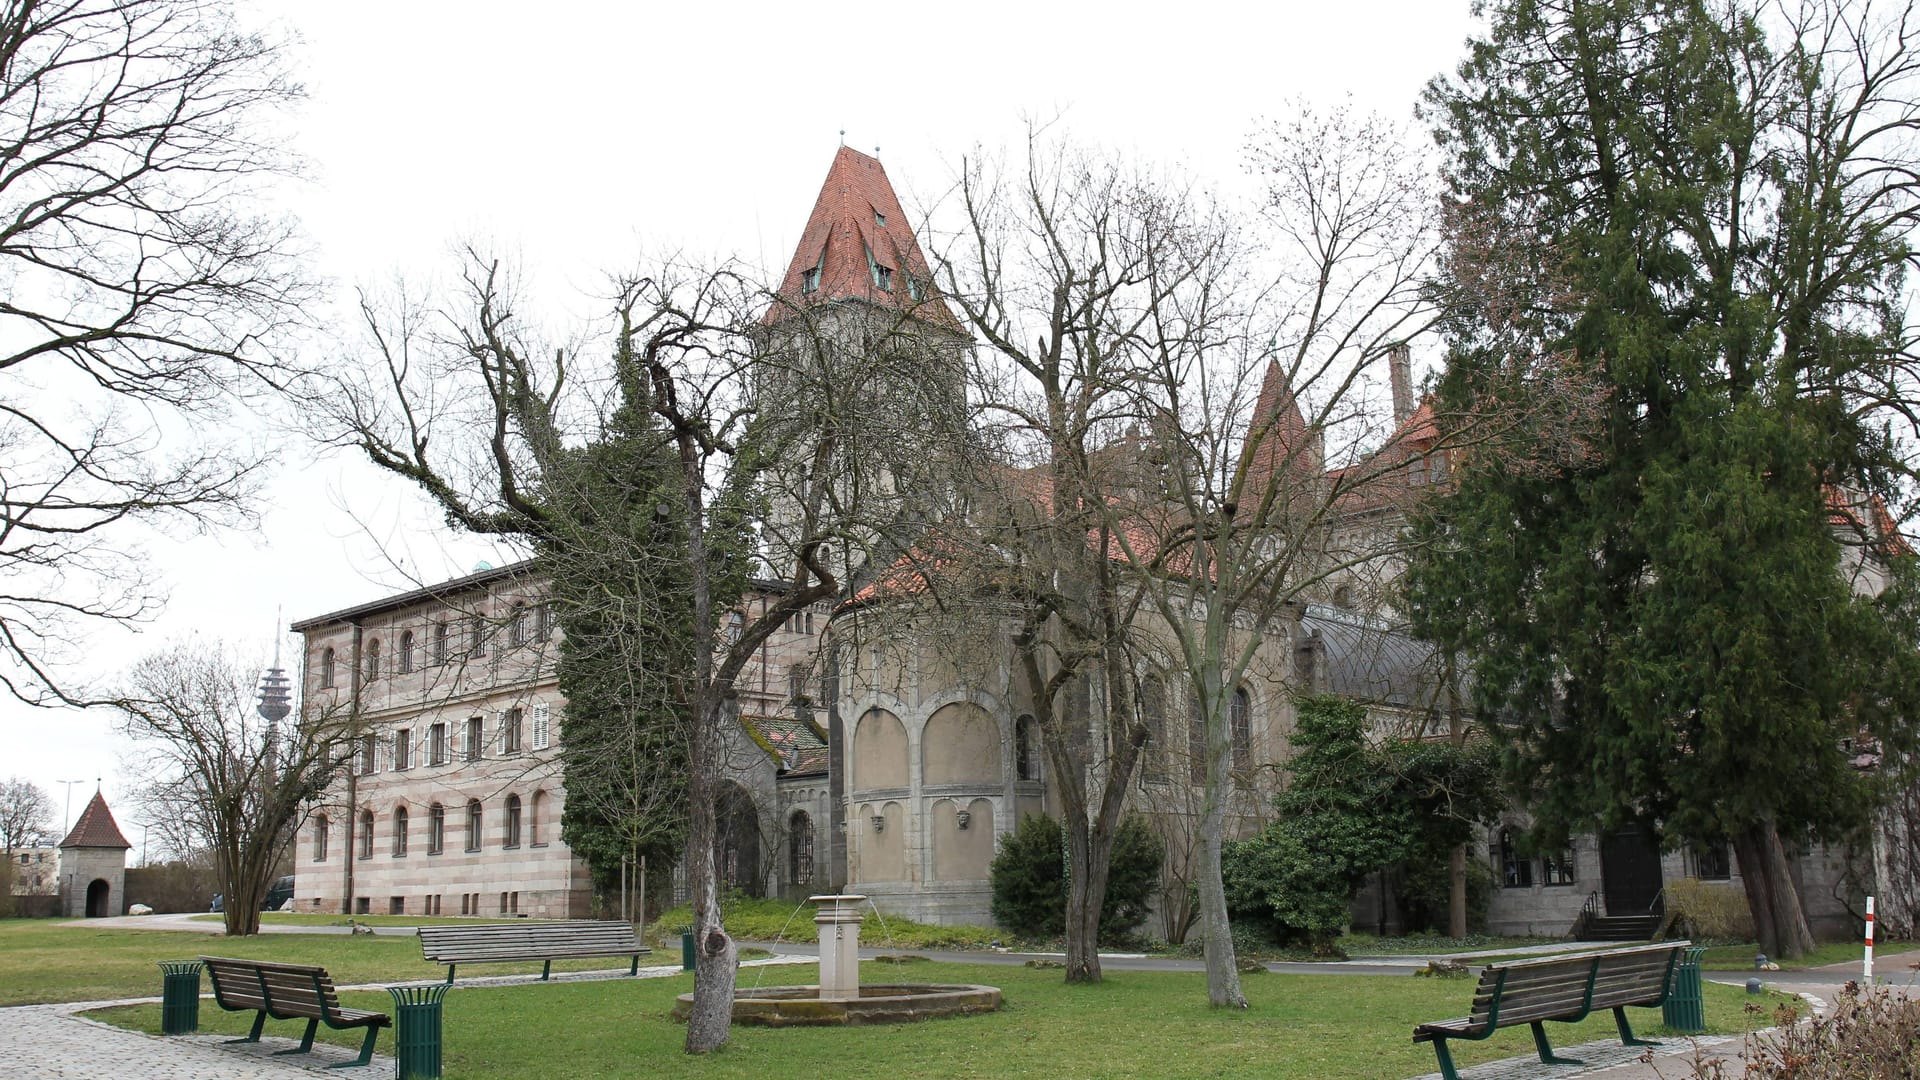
[767,146,961,329]
[59,791,131,849]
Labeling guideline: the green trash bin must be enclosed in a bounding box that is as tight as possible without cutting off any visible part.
[387,982,451,1080]
[157,960,202,1035]
[1663,946,1707,1034]
[681,930,696,972]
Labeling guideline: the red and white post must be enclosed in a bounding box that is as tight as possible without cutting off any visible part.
[1865,895,1876,984]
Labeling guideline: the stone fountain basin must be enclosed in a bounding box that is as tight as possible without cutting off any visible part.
[671,983,1002,1026]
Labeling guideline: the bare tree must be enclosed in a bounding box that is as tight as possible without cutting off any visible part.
[0,776,54,853]
[116,640,352,935]
[328,250,941,1052]
[0,0,314,706]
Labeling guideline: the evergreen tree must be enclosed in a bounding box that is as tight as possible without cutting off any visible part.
[1408,0,1920,957]
[539,336,753,903]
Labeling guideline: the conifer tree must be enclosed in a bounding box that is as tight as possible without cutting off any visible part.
[1409,0,1920,957]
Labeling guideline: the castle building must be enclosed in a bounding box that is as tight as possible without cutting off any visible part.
[288,145,1869,941]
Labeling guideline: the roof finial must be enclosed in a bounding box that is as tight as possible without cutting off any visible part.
[874,145,881,157]
[839,129,845,146]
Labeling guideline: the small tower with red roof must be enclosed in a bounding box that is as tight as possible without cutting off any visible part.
[58,789,131,918]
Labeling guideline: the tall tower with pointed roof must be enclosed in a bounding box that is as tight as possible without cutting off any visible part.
[57,789,131,917]
[754,147,971,587]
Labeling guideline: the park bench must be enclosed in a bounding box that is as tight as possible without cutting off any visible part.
[1412,940,1690,1080]
[199,956,390,1068]
[416,920,651,983]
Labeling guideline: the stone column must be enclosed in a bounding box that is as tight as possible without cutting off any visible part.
[811,893,867,1000]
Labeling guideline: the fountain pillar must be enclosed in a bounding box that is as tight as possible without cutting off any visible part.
[810,893,867,1000]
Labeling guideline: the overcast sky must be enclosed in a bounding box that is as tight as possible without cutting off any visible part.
[4,0,1482,851]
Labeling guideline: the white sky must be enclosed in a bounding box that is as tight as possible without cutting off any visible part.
[3,0,1481,851]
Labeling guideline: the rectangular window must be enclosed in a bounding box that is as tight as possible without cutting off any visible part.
[389,896,404,915]
[358,734,377,776]
[531,703,551,750]
[469,615,486,657]
[433,621,448,665]
[1498,831,1534,888]
[465,717,484,761]
[428,806,445,855]
[1696,843,1732,881]
[1542,845,1577,885]
[534,602,551,642]
[393,729,411,771]
[800,266,820,295]
[429,723,447,766]
[502,708,523,754]
[355,897,370,915]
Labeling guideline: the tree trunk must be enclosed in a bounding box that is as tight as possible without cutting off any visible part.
[678,434,735,1054]
[1733,819,1815,960]
[1064,804,1124,984]
[1195,823,1245,1007]
[1448,843,1468,938]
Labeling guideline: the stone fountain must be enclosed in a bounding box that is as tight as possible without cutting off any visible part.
[671,894,1001,1027]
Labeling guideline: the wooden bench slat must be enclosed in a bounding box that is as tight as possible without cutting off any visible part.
[416,921,651,982]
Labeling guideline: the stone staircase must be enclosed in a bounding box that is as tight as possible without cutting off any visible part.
[1582,913,1664,942]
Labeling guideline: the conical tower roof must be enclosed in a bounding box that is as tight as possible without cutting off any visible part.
[59,790,132,850]
[767,146,960,329]
[1244,357,1324,491]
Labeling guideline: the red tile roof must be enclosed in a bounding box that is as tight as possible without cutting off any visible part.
[741,714,829,777]
[766,146,961,329]
[1243,359,1323,492]
[59,791,131,849]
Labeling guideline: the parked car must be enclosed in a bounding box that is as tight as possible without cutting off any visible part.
[208,877,294,913]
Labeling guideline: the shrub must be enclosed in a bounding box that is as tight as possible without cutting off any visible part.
[1664,877,1754,943]
[989,813,1166,943]
[990,814,1066,938]
[1685,983,1917,1078]
[1395,857,1494,934]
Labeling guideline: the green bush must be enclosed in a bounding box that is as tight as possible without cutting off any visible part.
[1664,877,1755,943]
[1394,856,1494,934]
[989,813,1165,943]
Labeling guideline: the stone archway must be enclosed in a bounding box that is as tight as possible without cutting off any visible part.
[84,878,110,918]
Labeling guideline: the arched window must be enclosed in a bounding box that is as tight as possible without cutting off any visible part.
[504,794,522,848]
[432,621,449,665]
[1141,677,1167,782]
[364,638,381,682]
[465,800,482,851]
[1231,687,1252,772]
[321,647,336,689]
[1498,828,1533,888]
[398,631,415,674]
[529,790,547,846]
[358,809,374,859]
[313,814,329,861]
[789,810,814,885]
[427,804,445,855]
[392,806,408,857]
[1015,715,1041,781]
[509,603,528,647]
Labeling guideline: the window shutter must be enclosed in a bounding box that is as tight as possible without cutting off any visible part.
[532,703,550,750]
[495,711,508,751]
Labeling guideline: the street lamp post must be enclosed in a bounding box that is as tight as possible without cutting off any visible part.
[56,779,86,839]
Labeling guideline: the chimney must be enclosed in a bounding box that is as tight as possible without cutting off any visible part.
[1388,343,1413,424]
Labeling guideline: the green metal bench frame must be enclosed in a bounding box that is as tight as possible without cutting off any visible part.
[200,956,390,1068]
[1412,942,1688,1080]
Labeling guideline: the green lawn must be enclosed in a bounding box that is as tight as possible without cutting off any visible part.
[1700,939,1916,971]
[3,917,1800,1078]
[0,920,628,1005]
[86,961,1790,1080]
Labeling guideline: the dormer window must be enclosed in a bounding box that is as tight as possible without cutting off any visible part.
[874,211,886,227]
[865,246,893,292]
[801,266,820,295]
[907,275,923,302]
